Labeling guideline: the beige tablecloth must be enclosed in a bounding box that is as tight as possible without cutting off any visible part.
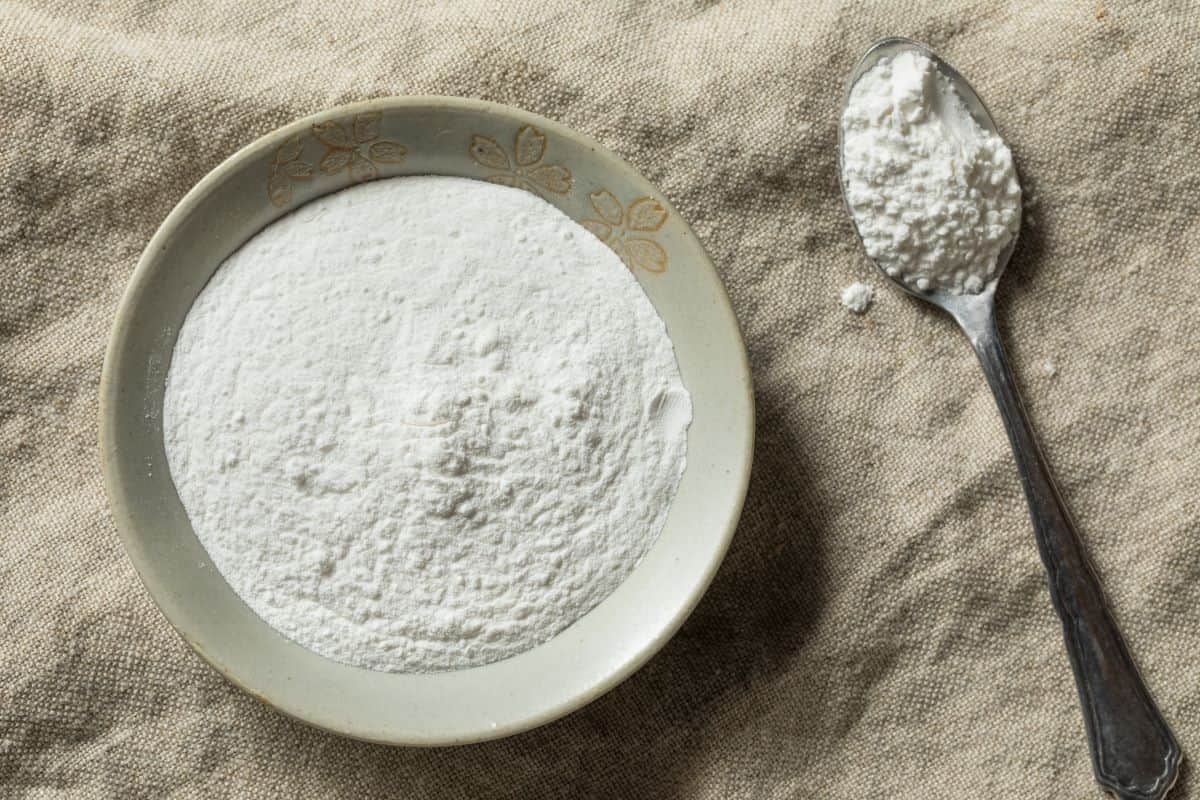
[3,1,1198,797]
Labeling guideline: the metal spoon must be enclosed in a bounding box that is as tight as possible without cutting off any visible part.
[838,37,1181,800]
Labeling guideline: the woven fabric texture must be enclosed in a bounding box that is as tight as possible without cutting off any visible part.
[2,1,1198,797]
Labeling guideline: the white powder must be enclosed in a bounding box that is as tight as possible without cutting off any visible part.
[841,50,1021,294]
[840,282,874,314]
[163,176,692,673]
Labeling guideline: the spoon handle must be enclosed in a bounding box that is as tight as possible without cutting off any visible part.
[965,312,1181,800]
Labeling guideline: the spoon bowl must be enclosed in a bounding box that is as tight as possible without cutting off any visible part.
[837,36,1020,320]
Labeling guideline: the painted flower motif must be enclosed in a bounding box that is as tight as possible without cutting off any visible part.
[468,125,573,195]
[580,191,669,273]
[312,112,407,183]
[267,136,314,207]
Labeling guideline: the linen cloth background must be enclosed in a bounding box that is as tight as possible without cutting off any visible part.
[2,1,1198,797]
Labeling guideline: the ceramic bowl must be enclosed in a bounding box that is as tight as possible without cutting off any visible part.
[100,97,753,745]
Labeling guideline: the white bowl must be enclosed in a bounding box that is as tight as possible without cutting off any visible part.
[100,97,754,745]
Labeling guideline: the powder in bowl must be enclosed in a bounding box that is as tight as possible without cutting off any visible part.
[162,176,691,673]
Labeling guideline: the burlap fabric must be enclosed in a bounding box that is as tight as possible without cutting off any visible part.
[3,1,1198,797]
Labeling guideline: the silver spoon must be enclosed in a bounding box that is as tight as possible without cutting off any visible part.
[838,37,1181,800]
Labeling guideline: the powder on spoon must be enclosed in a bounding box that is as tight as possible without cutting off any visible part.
[163,176,692,673]
[841,50,1021,294]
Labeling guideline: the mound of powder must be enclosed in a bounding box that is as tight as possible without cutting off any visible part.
[841,50,1022,294]
[163,176,691,673]
[840,281,874,314]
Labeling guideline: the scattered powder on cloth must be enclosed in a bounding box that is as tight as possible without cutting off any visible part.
[162,176,692,673]
[841,50,1022,294]
[840,282,874,314]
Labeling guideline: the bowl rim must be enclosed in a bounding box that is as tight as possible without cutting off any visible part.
[99,95,755,745]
